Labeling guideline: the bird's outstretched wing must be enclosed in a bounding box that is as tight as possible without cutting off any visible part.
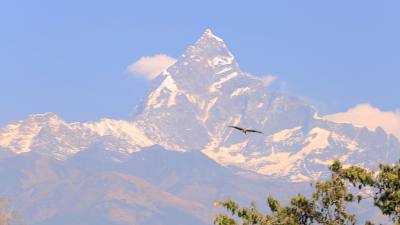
[228,125,244,131]
[246,129,264,134]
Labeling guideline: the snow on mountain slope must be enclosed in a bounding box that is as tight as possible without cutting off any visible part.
[135,29,265,151]
[83,118,153,148]
[0,113,91,158]
[0,113,153,160]
[134,29,400,182]
[0,29,399,183]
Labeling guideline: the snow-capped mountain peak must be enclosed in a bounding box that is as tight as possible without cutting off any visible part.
[27,112,63,124]
[174,29,239,81]
[192,29,228,53]
[0,112,68,154]
[134,30,400,182]
[200,29,224,42]
[0,30,399,183]
[0,113,153,159]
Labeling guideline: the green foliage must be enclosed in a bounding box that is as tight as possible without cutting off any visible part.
[215,169,356,225]
[311,171,356,225]
[335,160,400,223]
[214,160,400,225]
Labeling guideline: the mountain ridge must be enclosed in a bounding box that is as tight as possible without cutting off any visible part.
[0,29,399,183]
[0,29,398,224]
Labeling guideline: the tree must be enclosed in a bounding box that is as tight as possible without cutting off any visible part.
[214,160,400,225]
[334,160,400,224]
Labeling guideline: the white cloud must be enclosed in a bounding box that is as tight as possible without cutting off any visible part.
[127,54,177,80]
[259,75,277,87]
[324,104,400,140]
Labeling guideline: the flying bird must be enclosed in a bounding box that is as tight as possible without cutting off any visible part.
[228,125,263,135]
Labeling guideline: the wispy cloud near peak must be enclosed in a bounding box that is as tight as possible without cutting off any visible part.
[325,104,400,140]
[127,54,177,80]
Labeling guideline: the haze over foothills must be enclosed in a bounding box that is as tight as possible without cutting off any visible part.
[1,1,400,224]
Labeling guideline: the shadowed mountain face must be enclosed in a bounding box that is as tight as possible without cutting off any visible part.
[68,145,296,208]
[0,30,399,224]
[0,146,304,225]
[0,149,210,225]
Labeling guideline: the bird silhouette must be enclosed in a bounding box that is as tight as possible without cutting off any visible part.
[228,125,263,135]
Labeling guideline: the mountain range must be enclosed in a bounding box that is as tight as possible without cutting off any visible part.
[0,29,398,224]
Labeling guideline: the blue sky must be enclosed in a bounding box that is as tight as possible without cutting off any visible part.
[1,0,399,125]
